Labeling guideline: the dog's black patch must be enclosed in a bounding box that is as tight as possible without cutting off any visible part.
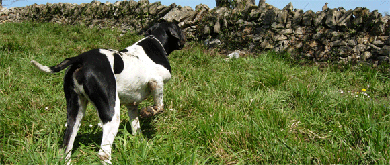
[119,49,128,53]
[113,53,124,74]
[137,36,171,72]
[49,59,73,73]
[65,49,117,123]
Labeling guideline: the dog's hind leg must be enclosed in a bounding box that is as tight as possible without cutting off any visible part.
[97,93,120,164]
[62,93,88,164]
[127,104,141,135]
[82,74,120,164]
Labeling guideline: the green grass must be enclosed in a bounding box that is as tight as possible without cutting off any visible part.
[1,22,389,164]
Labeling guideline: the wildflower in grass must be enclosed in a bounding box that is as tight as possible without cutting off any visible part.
[362,89,366,92]
[362,92,370,98]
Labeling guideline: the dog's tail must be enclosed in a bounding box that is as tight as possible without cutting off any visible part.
[31,58,76,74]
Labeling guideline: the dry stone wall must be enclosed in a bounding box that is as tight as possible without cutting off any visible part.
[1,0,389,63]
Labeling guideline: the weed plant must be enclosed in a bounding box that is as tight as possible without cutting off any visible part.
[0,22,389,164]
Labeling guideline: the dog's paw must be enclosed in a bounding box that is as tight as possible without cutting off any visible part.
[140,106,163,118]
[99,151,112,165]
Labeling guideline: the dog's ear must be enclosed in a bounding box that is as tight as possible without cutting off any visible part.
[145,29,151,36]
[168,25,181,39]
[145,26,154,36]
[145,23,160,36]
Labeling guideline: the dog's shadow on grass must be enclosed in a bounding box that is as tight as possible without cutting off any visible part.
[65,117,157,152]
[117,117,157,139]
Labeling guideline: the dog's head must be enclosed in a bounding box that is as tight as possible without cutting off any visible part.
[145,22,186,55]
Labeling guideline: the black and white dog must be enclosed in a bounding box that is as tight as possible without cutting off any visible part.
[31,22,185,164]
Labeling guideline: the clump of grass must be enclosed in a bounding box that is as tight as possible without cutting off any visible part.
[1,22,389,164]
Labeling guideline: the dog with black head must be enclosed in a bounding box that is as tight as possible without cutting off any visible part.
[31,22,185,164]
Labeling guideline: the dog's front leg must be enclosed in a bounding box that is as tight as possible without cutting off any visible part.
[140,79,164,118]
[126,104,141,135]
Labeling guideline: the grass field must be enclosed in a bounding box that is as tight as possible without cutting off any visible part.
[1,22,389,164]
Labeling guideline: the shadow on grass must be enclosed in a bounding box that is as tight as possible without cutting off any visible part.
[139,117,157,139]
[118,116,157,139]
[71,126,103,152]
[59,116,158,153]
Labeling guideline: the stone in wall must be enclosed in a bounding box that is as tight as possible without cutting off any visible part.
[236,0,256,9]
[162,6,195,23]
